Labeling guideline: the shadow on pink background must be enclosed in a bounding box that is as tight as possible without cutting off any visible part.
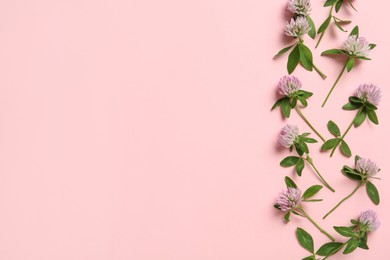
[0,0,389,259]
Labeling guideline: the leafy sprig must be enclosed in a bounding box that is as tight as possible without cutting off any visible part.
[321,26,376,107]
[279,132,335,192]
[274,177,335,241]
[321,94,380,157]
[323,156,381,219]
[316,0,356,48]
[272,89,326,142]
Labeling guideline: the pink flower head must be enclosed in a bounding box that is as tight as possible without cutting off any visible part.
[359,210,380,232]
[278,75,302,97]
[287,0,312,16]
[343,35,371,57]
[279,124,299,148]
[354,83,382,106]
[356,157,380,176]
[285,17,311,37]
[277,187,302,212]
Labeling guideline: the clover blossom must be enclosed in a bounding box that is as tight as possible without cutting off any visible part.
[279,124,299,148]
[343,35,371,57]
[285,17,311,38]
[287,0,312,16]
[359,210,380,232]
[356,157,380,177]
[277,187,302,212]
[354,83,382,106]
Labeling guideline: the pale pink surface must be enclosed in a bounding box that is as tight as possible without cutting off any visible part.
[0,0,389,259]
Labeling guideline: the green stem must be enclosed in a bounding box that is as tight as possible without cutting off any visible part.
[323,183,363,219]
[330,108,362,157]
[316,5,334,49]
[295,106,326,142]
[322,60,348,107]
[305,157,335,192]
[300,208,336,241]
[313,63,327,79]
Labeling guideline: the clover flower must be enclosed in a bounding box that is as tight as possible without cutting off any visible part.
[356,157,380,177]
[287,0,311,16]
[358,210,380,232]
[343,35,371,57]
[278,75,302,97]
[279,124,299,148]
[277,187,302,212]
[354,83,382,106]
[285,17,311,38]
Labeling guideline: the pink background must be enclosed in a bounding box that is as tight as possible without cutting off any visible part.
[0,0,389,259]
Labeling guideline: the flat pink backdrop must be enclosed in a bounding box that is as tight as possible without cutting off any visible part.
[0,0,389,259]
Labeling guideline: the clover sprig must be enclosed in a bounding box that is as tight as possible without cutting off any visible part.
[323,156,380,219]
[315,0,356,48]
[321,26,376,107]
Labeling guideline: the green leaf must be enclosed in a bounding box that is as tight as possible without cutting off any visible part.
[364,102,377,111]
[271,98,284,110]
[296,228,315,253]
[274,204,281,210]
[366,181,380,205]
[340,140,352,157]
[297,90,313,98]
[367,110,379,124]
[358,233,369,250]
[333,17,346,32]
[354,110,367,127]
[343,239,360,254]
[275,44,295,57]
[316,242,344,256]
[346,58,355,72]
[302,137,317,143]
[342,102,361,110]
[280,156,300,167]
[302,256,316,260]
[302,185,323,199]
[298,141,309,154]
[349,96,364,104]
[288,45,301,74]
[321,49,343,55]
[307,16,316,39]
[348,0,358,11]
[342,166,362,181]
[355,155,361,165]
[321,138,340,151]
[327,121,341,137]
[335,0,343,12]
[284,211,291,222]
[281,98,292,118]
[296,158,305,176]
[369,43,377,50]
[334,226,356,237]
[299,44,313,71]
[349,26,359,37]
[318,16,332,34]
[297,96,308,107]
[285,176,297,188]
[324,0,338,7]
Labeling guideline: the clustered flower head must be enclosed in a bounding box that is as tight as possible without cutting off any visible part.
[356,157,380,177]
[358,209,381,232]
[278,75,302,97]
[277,187,302,211]
[354,83,382,106]
[343,35,371,57]
[285,17,311,38]
[279,124,299,148]
[287,0,311,16]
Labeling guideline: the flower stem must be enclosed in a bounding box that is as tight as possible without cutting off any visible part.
[329,108,362,157]
[300,208,336,241]
[316,5,334,49]
[313,63,327,79]
[295,106,326,142]
[322,61,348,107]
[305,157,335,192]
[323,183,363,219]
